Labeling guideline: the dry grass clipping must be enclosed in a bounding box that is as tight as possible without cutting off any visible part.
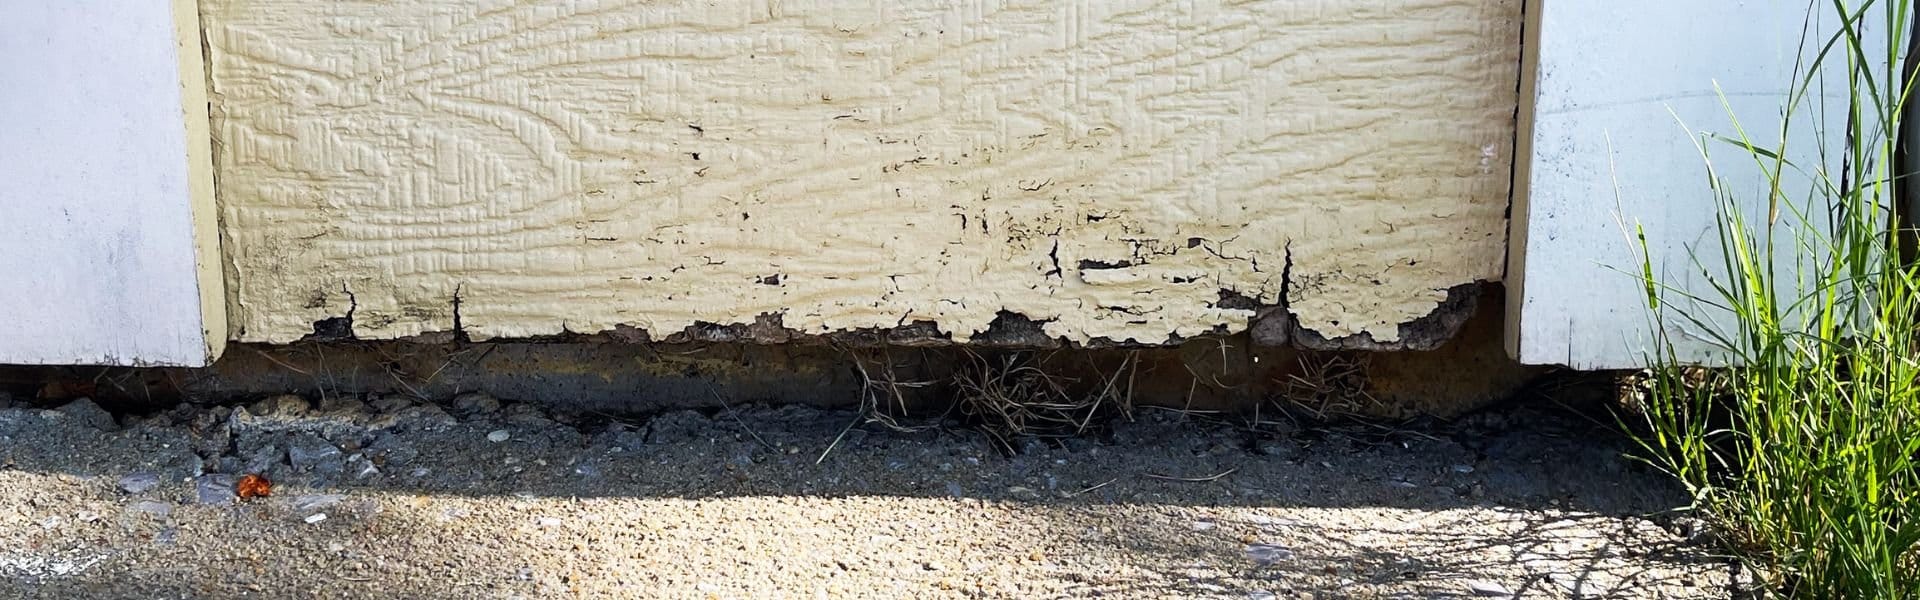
[836,347,1138,454]
[845,346,943,433]
[953,349,1137,450]
[1277,352,1380,420]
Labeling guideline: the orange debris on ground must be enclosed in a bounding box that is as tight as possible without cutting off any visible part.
[236,474,271,499]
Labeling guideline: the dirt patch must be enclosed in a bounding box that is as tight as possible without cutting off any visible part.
[0,393,1744,598]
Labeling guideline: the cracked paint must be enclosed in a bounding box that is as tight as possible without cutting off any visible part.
[205,0,1516,345]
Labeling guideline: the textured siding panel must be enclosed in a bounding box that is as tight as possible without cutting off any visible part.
[204,0,1518,344]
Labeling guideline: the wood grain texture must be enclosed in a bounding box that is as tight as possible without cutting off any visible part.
[204,0,1518,344]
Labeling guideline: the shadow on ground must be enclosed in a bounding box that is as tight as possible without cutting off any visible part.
[0,397,1744,598]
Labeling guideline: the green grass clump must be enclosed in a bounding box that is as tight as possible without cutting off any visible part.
[1629,1,1920,597]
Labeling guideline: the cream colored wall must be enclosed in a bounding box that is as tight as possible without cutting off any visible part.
[203,0,1518,345]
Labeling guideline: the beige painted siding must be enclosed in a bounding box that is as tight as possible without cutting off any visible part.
[203,0,1518,345]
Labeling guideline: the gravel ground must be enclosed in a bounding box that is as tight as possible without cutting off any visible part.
[0,393,1742,599]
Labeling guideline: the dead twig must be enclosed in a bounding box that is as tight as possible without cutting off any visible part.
[1142,467,1239,483]
[250,347,312,376]
[708,386,774,451]
[846,347,940,433]
[954,348,1136,443]
[1070,478,1119,497]
[820,347,939,464]
[815,413,861,465]
[1279,353,1379,420]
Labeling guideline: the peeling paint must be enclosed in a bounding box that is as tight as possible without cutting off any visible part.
[204,0,1517,346]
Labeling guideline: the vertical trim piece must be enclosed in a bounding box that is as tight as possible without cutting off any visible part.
[172,0,228,363]
[1504,0,1544,360]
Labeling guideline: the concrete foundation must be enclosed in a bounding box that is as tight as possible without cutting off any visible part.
[1,286,1538,421]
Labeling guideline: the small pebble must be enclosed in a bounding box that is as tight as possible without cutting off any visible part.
[293,494,344,512]
[1244,515,1294,527]
[56,398,118,431]
[487,430,511,443]
[453,392,502,416]
[1247,592,1278,600]
[368,394,413,413]
[1549,572,1605,597]
[1466,579,1514,597]
[1451,464,1476,474]
[379,405,457,431]
[1245,543,1295,566]
[195,474,237,505]
[129,500,173,517]
[315,395,368,417]
[501,403,551,427]
[304,513,328,524]
[286,435,344,472]
[250,394,310,418]
[117,472,161,494]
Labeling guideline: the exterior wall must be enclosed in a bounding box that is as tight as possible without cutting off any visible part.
[203,0,1519,346]
[1508,0,1876,368]
[0,0,225,366]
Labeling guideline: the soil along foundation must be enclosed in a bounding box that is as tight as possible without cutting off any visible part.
[2,287,1535,421]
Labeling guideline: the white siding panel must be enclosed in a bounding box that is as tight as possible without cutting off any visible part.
[1510,0,1872,369]
[0,1,225,366]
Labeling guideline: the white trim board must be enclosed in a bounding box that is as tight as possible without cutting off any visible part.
[1508,0,1881,369]
[0,0,226,366]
